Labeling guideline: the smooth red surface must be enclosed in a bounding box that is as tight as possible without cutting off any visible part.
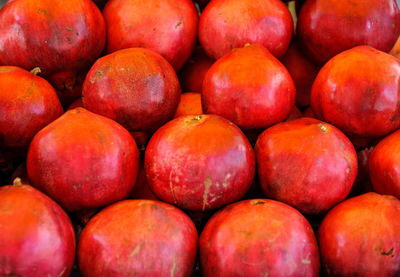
[311,46,400,139]
[103,0,198,71]
[319,193,400,276]
[27,108,140,212]
[78,199,198,277]
[174,92,203,118]
[297,0,400,64]
[145,115,255,211]
[0,184,75,277]
[0,66,63,151]
[202,44,295,131]
[83,48,181,133]
[199,0,293,60]
[255,118,358,215]
[200,199,320,276]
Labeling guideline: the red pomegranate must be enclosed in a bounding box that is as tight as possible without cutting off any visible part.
[297,0,400,64]
[200,199,320,276]
[27,108,140,212]
[0,0,105,96]
[0,66,63,152]
[390,34,400,58]
[202,44,295,131]
[145,114,255,211]
[78,199,198,276]
[174,92,203,118]
[83,48,181,133]
[319,192,400,276]
[311,46,400,141]
[0,183,75,277]
[255,118,358,215]
[103,0,198,71]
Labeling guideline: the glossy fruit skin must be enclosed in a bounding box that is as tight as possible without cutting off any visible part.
[318,192,400,276]
[297,0,400,64]
[199,0,293,60]
[0,0,105,80]
[311,46,400,140]
[255,118,358,215]
[202,44,295,131]
[174,92,203,118]
[78,199,198,277]
[200,199,320,277]
[369,130,400,198]
[103,0,198,71]
[83,48,181,133]
[0,66,63,152]
[145,114,255,211]
[27,108,140,212]
[0,184,75,277]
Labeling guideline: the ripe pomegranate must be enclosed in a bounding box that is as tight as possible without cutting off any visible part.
[255,118,358,215]
[83,48,181,133]
[297,0,400,64]
[78,199,198,276]
[200,199,320,276]
[103,0,198,71]
[311,46,400,141]
[0,66,63,152]
[0,182,75,277]
[199,0,293,60]
[202,44,295,131]
[27,108,140,212]
[174,92,203,118]
[145,114,255,211]
[319,192,400,276]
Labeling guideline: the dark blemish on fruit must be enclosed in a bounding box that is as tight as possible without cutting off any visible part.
[37,8,47,15]
[174,21,182,29]
[381,247,394,257]
[252,200,266,205]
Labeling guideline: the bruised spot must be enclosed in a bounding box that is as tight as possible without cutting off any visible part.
[381,247,394,257]
[174,21,182,28]
[251,200,266,205]
[37,8,47,15]
[90,70,104,83]
[184,115,204,126]
[202,176,212,211]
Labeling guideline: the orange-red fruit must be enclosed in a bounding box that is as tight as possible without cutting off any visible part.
[0,184,75,277]
[27,108,140,212]
[297,0,400,64]
[200,199,320,277]
[319,193,400,276]
[174,92,203,118]
[390,34,400,58]
[78,200,198,277]
[198,0,293,60]
[0,66,63,152]
[202,44,295,131]
[255,118,358,215]
[83,48,181,133]
[311,46,400,140]
[145,115,255,211]
[103,0,198,71]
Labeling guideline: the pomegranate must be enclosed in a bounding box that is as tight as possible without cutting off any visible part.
[174,92,203,118]
[27,108,140,212]
[0,182,75,277]
[78,199,198,276]
[390,34,400,58]
[103,0,198,71]
[319,192,400,276]
[82,48,181,133]
[285,106,303,121]
[200,199,320,276]
[202,44,295,131]
[145,114,255,211]
[297,0,400,64]
[255,118,358,215]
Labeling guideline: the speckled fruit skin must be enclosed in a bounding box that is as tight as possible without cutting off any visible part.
[174,92,203,118]
[311,46,400,140]
[26,108,140,212]
[78,199,198,277]
[202,44,295,131]
[297,0,400,64]
[0,66,63,152]
[103,0,198,71]
[200,199,320,277]
[0,0,105,91]
[318,193,400,276]
[255,118,358,215]
[369,130,400,198]
[83,48,181,133]
[145,114,255,211]
[0,184,75,277]
[198,0,293,60]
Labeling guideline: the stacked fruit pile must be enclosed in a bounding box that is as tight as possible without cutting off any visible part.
[1,0,400,276]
